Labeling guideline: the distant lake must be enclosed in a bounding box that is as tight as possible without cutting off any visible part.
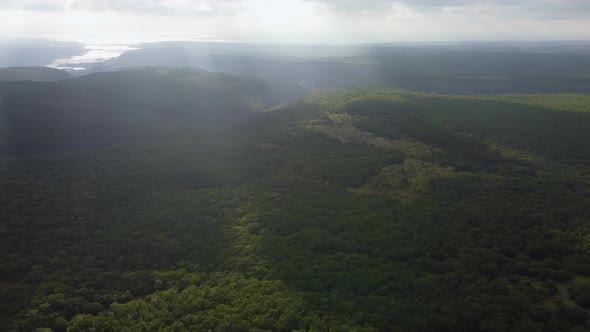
[50,44,137,70]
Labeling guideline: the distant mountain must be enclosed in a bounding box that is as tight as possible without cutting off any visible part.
[0,38,85,67]
[0,66,70,82]
[93,41,590,94]
[0,66,306,155]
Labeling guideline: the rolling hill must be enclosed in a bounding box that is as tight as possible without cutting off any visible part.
[0,67,306,156]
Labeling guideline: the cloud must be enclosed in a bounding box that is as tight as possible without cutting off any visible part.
[309,0,590,19]
[2,0,590,43]
[0,0,65,11]
[69,0,246,16]
[2,0,590,20]
[0,0,247,15]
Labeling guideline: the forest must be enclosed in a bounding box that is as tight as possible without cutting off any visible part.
[1,66,590,331]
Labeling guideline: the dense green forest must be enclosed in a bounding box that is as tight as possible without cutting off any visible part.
[1,70,590,331]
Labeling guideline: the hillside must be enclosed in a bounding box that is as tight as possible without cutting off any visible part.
[2,84,590,331]
[0,67,70,82]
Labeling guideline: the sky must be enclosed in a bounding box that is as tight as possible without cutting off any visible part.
[2,0,590,43]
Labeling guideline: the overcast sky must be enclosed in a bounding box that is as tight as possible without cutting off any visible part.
[2,0,590,43]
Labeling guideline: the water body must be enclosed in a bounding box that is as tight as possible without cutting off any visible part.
[50,44,138,70]
[46,34,229,71]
